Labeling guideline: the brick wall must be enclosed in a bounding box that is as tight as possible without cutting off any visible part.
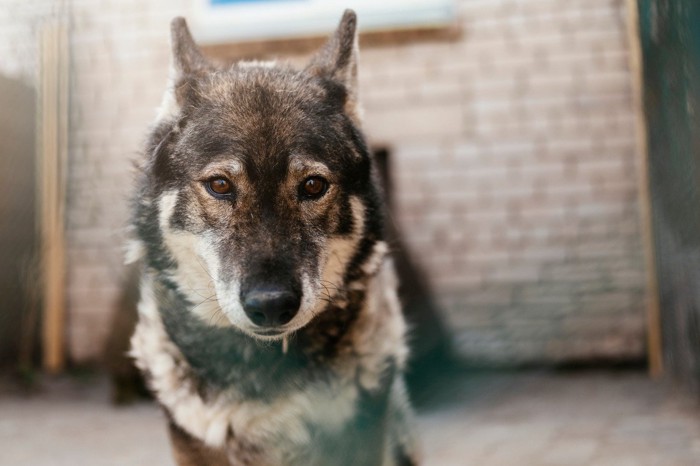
[0,0,647,364]
[360,0,646,363]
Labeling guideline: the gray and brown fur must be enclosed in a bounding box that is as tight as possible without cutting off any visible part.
[129,10,419,466]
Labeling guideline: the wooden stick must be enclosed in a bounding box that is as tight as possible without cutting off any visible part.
[40,22,69,374]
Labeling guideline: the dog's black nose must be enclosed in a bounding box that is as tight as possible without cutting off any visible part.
[241,287,301,327]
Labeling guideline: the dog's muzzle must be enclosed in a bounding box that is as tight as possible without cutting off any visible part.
[241,285,301,328]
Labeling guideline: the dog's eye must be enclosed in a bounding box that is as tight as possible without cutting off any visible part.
[300,176,328,199]
[206,177,234,198]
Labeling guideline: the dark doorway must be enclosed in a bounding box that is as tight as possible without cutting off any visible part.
[0,75,37,369]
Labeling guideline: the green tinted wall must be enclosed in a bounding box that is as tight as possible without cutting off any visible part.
[639,0,700,390]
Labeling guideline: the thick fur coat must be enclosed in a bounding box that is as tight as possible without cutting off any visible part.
[129,10,419,465]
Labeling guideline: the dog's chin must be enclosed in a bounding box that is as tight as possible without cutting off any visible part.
[248,330,287,341]
[242,312,322,342]
[222,316,306,342]
[244,317,311,341]
[216,316,287,341]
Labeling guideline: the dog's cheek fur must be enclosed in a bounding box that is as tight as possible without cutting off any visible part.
[157,189,231,326]
[317,196,365,299]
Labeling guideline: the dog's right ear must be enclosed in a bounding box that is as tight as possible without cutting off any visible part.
[306,10,361,123]
[156,17,208,122]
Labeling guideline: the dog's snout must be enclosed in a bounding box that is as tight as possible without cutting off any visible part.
[242,287,301,327]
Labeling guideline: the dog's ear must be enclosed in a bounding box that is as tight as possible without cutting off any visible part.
[157,17,208,122]
[307,10,361,123]
[170,17,208,76]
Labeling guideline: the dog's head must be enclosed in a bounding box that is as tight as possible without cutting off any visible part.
[133,11,387,340]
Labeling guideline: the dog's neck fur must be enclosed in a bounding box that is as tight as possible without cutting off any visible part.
[154,273,369,400]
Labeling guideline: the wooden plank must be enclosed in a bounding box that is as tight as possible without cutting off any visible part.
[625,0,663,377]
[202,24,460,61]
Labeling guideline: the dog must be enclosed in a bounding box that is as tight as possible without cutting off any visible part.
[128,10,419,466]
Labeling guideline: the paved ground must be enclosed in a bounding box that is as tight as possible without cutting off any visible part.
[1,370,699,465]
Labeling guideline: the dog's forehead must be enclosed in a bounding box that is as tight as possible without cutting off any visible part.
[180,66,347,171]
[207,66,331,116]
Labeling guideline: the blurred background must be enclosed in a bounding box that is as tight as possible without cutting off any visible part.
[2,0,700,464]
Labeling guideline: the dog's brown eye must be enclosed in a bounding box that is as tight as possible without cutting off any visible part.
[206,177,234,198]
[300,176,328,199]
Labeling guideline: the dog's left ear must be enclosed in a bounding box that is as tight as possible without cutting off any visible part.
[307,10,361,123]
[170,17,209,76]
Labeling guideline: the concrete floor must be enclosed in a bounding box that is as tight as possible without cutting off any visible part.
[1,370,699,465]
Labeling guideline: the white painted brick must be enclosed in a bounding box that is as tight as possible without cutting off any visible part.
[364,102,465,142]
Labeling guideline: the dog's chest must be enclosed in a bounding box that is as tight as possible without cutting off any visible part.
[219,382,361,465]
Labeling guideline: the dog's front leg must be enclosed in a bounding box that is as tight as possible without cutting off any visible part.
[168,420,230,466]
